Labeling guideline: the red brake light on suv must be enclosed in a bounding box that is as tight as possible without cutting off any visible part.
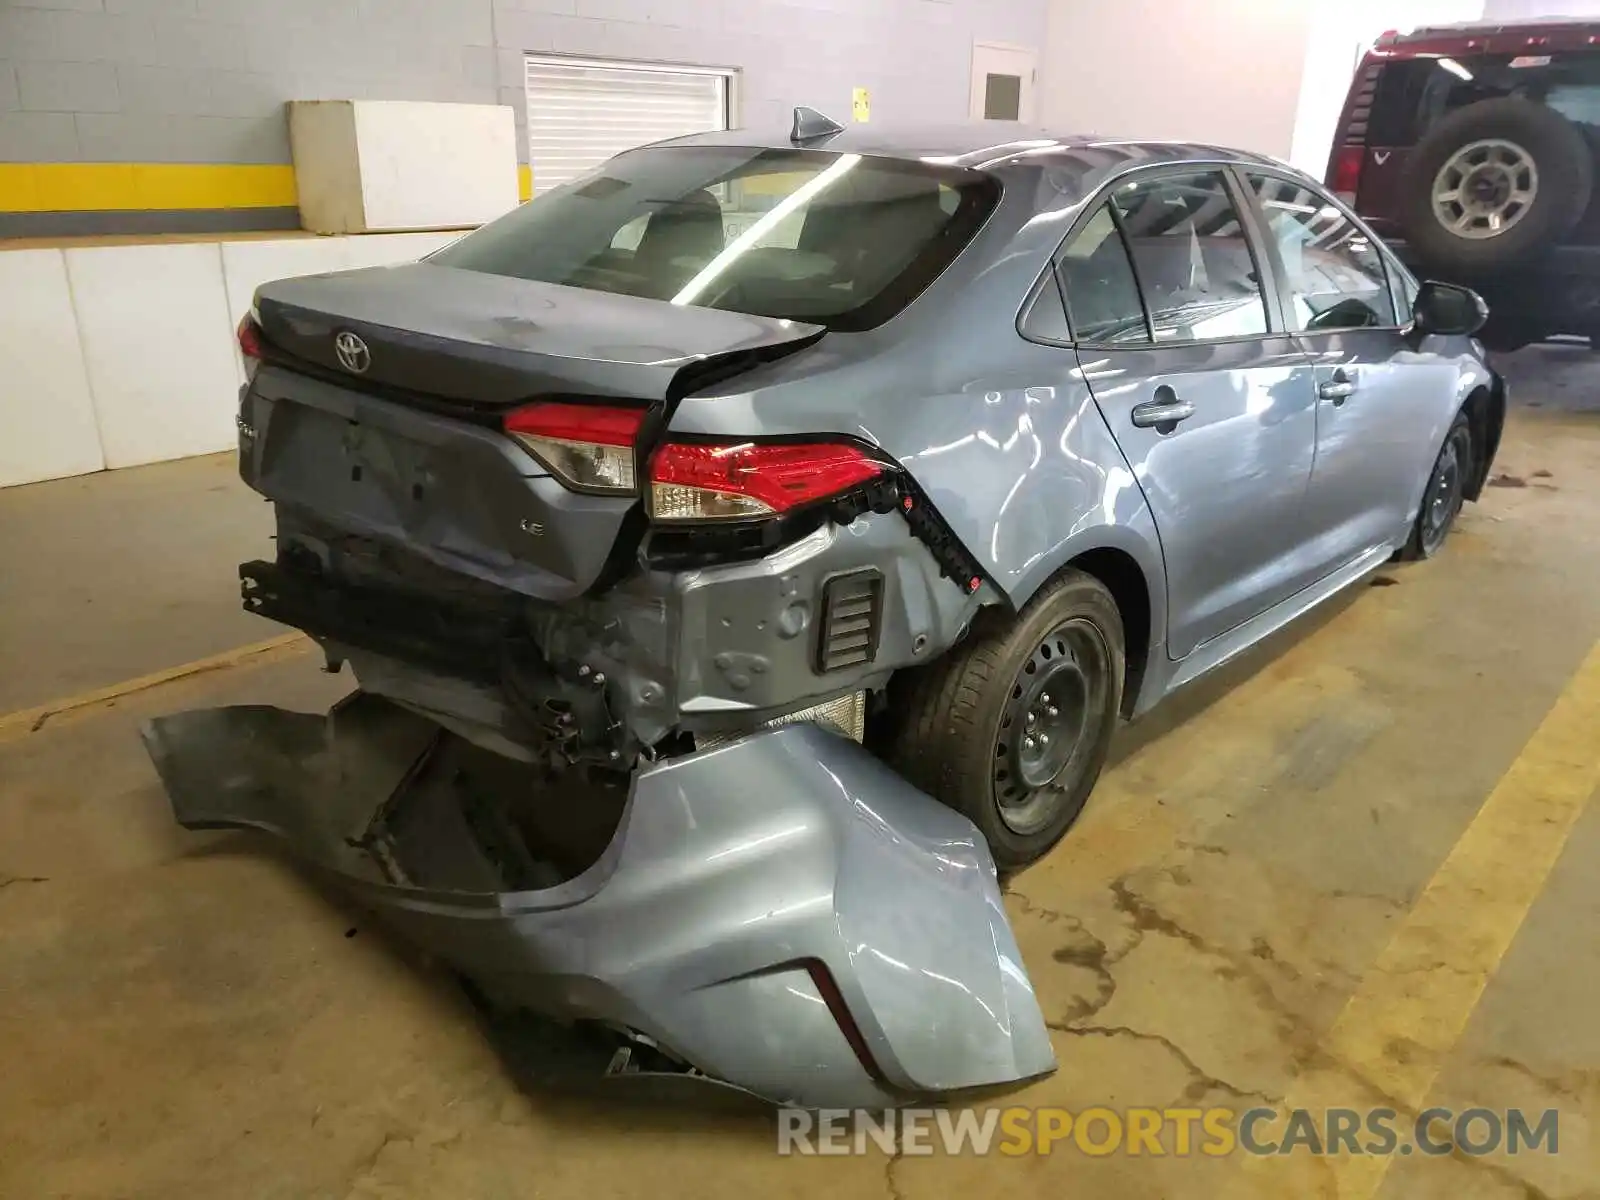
[504,402,647,494]
[1332,145,1365,203]
[649,440,884,522]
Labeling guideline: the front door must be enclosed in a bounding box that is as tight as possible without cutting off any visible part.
[1057,170,1321,661]
[1240,170,1453,573]
[970,43,1037,122]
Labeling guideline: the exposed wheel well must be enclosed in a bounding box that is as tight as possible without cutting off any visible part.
[1067,547,1151,719]
[1461,383,1501,501]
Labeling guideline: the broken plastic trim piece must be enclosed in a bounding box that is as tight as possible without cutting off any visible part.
[140,695,1055,1108]
[693,689,866,750]
[643,467,990,598]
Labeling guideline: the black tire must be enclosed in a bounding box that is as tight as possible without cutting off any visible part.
[1398,412,1475,562]
[1400,98,1593,273]
[877,570,1125,871]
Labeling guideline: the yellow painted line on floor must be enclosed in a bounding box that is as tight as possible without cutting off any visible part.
[0,633,310,745]
[1243,637,1600,1198]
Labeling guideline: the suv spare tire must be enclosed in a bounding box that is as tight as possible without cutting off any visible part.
[1399,97,1593,273]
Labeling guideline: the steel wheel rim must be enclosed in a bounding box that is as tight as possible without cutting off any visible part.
[1422,432,1467,553]
[1431,139,1539,241]
[991,618,1111,836]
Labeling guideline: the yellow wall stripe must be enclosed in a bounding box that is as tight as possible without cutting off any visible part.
[0,163,299,212]
[1,162,531,215]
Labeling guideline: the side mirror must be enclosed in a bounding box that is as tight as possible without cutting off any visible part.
[1410,280,1488,341]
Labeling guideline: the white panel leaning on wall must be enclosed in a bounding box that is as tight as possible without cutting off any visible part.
[0,250,105,488]
[0,231,465,489]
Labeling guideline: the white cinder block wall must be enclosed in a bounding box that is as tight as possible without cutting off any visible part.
[0,0,1052,207]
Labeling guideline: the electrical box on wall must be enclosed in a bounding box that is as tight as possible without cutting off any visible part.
[288,100,520,235]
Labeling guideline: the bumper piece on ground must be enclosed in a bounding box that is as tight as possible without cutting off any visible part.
[141,695,1055,1108]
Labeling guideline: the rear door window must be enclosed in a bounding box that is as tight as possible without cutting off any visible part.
[1246,173,1396,331]
[429,146,999,332]
[1054,202,1150,344]
[1108,171,1270,342]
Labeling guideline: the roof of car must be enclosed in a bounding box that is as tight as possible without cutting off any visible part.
[655,121,1293,174]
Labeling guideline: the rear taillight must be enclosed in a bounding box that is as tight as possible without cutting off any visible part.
[648,440,884,522]
[238,313,264,377]
[1332,145,1365,204]
[504,402,646,494]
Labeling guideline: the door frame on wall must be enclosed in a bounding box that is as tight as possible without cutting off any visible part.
[970,42,1038,122]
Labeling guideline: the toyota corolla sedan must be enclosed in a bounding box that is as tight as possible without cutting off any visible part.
[145,114,1502,1109]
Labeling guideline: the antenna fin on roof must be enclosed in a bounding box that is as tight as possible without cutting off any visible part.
[791,106,845,144]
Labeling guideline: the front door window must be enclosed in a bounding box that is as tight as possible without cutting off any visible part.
[1246,174,1396,331]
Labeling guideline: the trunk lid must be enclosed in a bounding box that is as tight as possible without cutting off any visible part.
[243,264,824,601]
[254,262,825,409]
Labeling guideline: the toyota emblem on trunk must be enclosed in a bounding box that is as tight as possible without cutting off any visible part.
[334,331,371,374]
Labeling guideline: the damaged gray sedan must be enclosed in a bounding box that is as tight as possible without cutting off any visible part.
[145,114,1504,1108]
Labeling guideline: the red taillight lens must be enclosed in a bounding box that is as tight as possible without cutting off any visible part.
[235,310,264,361]
[649,440,884,522]
[1332,145,1365,202]
[504,402,646,494]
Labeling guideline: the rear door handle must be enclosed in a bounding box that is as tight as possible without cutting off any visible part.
[1319,369,1359,404]
[1130,397,1195,429]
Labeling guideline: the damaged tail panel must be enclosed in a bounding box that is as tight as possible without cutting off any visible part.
[242,266,827,604]
[142,697,1055,1108]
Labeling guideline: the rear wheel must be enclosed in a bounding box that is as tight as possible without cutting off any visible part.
[878,570,1124,871]
[1399,412,1474,561]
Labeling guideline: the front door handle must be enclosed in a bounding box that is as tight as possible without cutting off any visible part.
[1319,369,1359,405]
[1131,396,1196,429]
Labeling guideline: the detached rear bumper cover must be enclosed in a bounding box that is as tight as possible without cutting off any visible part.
[141,700,1054,1108]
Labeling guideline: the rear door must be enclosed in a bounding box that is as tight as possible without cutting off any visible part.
[1239,169,1455,571]
[1059,167,1321,661]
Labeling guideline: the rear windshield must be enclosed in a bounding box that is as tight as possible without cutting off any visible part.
[1370,51,1600,146]
[429,146,999,331]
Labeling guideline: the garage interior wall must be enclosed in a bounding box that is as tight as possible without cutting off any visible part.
[1040,0,1317,164]
[0,0,1048,237]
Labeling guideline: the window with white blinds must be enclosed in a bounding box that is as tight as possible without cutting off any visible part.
[524,56,732,196]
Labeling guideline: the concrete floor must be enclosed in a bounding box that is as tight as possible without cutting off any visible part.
[2,348,1599,1199]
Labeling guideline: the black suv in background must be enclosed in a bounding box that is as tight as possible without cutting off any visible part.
[1329,19,1600,350]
